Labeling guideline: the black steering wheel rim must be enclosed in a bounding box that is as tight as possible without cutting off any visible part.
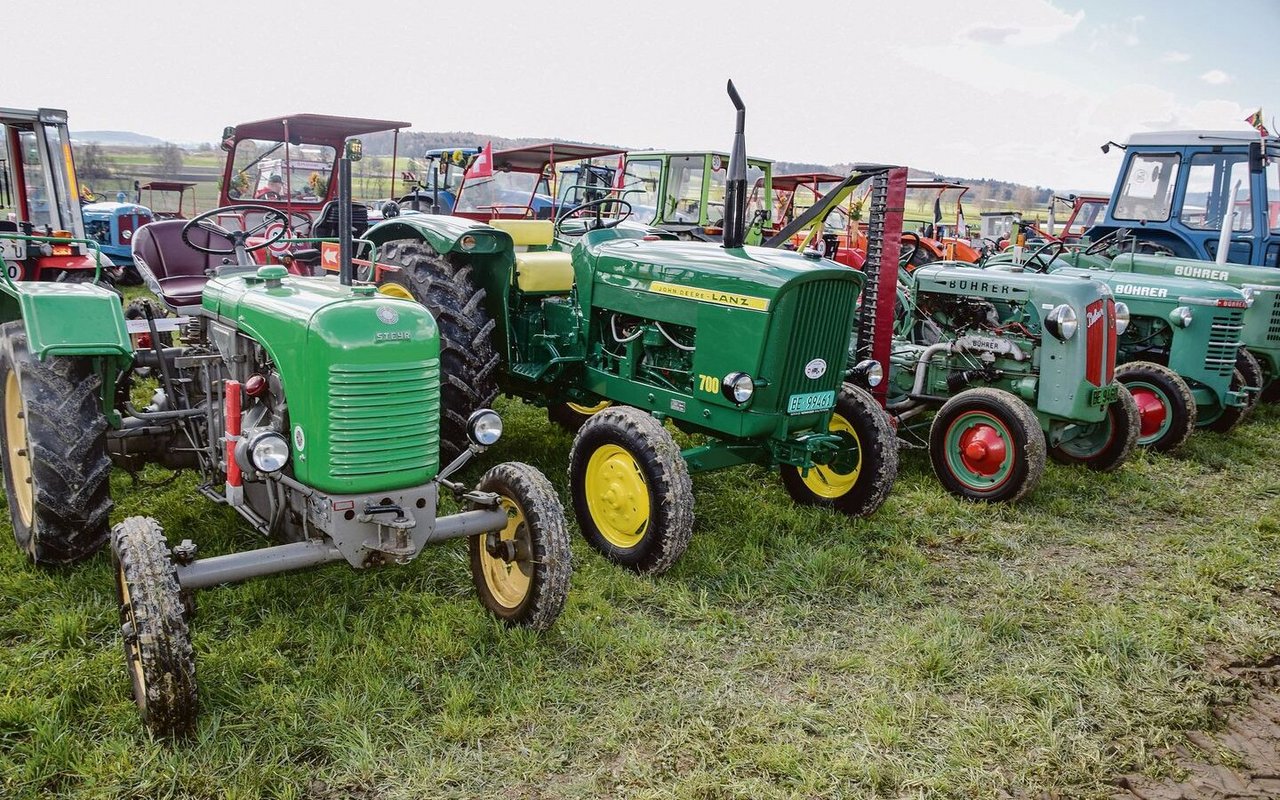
[1023,239,1067,272]
[181,204,292,256]
[554,197,633,238]
[1084,227,1131,255]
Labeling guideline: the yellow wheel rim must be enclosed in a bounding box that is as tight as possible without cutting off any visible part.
[118,560,148,707]
[583,444,650,549]
[377,283,415,301]
[567,400,611,416]
[4,371,33,526]
[479,497,533,610]
[801,412,863,499]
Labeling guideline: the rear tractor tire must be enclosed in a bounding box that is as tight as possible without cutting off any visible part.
[1048,384,1140,472]
[377,240,499,464]
[568,406,693,575]
[470,462,572,630]
[1202,349,1263,433]
[111,517,197,737]
[928,387,1045,503]
[0,321,112,565]
[1114,361,1196,452]
[780,385,898,516]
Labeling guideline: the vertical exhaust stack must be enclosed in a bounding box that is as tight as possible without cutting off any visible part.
[723,80,748,250]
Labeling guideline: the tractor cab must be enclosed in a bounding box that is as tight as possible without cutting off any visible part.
[394,146,480,214]
[1041,193,1108,243]
[138,181,198,221]
[1091,130,1280,266]
[900,181,982,266]
[0,107,115,283]
[218,113,410,267]
[452,142,627,222]
[622,150,773,242]
[767,172,860,266]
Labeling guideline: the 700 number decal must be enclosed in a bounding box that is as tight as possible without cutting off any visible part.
[697,374,721,394]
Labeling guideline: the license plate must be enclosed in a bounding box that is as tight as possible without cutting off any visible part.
[1090,384,1119,407]
[787,390,835,414]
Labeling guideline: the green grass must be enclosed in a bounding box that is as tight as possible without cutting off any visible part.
[1,394,1278,798]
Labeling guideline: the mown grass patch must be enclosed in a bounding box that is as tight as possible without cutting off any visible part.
[0,395,1277,798]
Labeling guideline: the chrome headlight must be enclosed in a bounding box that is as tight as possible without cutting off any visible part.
[1169,306,1194,328]
[246,431,290,473]
[722,372,755,404]
[853,359,884,388]
[466,408,503,446]
[1113,301,1130,336]
[1045,304,1078,341]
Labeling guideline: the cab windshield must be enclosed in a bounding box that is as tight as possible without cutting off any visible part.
[455,171,542,216]
[229,139,336,204]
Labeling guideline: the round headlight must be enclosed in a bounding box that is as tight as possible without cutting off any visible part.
[722,372,755,404]
[1169,306,1194,328]
[466,408,503,446]
[1113,301,1130,336]
[854,358,884,388]
[247,431,290,473]
[1045,303,1078,340]
[460,234,478,251]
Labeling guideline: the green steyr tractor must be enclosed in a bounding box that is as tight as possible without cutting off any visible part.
[984,238,1256,447]
[363,82,900,574]
[867,264,1140,502]
[1106,251,1280,402]
[0,144,572,736]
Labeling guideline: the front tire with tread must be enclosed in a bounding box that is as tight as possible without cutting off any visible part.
[1114,361,1196,451]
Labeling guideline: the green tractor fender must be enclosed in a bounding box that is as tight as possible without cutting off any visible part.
[363,215,515,260]
[0,281,132,363]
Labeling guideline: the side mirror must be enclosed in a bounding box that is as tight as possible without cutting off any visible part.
[1249,140,1265,173]
[346,139,363,162]
[220,126,236,152]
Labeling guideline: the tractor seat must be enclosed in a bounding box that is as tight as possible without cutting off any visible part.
[132,220,235,311]
[487,219,574,293]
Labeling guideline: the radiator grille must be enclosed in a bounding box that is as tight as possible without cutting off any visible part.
[774,278,859,401]
[327,358,440,478]
[1205,310,1244,379]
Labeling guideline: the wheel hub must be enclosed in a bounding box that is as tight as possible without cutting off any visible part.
[1129,387,1168,438]
[584,444,649,548]
[958,423,1007,476]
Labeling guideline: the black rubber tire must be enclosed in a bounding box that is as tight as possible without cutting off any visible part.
[377,240,499,464]
[1115,361,1196,452]
[124,298,174,349]
[0,321,112,565]
[781,385,898,516]
[928,387,1046,503]
[1203,349,1263,432]
[568,406,693,575]
[111,516,197,737]
[547,400,612,434]
[1048,384,1140,472]
[469,462,572,630]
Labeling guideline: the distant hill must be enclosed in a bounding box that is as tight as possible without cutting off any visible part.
[73,130,167,147]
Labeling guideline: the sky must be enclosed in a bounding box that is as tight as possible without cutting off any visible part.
[9,0,1278,192]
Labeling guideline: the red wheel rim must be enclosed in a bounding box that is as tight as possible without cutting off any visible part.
[958,422,1008,477]
[1129,386,1168,438]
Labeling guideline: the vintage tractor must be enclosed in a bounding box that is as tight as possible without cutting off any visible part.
[363,82,900,574]
[449,142,629,222]
[1091,131,1277,266]
[0,143,572,736]
[1,107,121,285]
[138,180,199,220]
[862,264,1140,502]
[984,239,1256,446]
[81,196,153,268]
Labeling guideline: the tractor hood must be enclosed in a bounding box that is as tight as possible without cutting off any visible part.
[913,262,1111,308]
[1111,253,1280,290]
[1053,266,1248,309]
[580,231,861,308]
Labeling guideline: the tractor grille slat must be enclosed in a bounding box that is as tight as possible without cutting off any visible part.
[775,278,859,400]
[328,359,439,477]
[1268,294,1280,344]
[1205,310,1244,378]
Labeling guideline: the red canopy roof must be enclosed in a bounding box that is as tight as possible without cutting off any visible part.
[230,114,410,146]
[772,172,846,192]
[491,142,628,173]
[139,181,196,191]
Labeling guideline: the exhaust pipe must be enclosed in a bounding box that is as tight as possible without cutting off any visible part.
[722,80,748,250]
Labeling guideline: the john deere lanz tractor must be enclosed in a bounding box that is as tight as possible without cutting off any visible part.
[984,235,1256,448]
[868,263,1140,502]
[0,146,571,736]
[364,82,899,574]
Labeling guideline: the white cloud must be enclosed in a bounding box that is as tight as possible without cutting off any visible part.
[1200,69,1231,85]
[961,2,1084,46]
[1160,51,1191,63]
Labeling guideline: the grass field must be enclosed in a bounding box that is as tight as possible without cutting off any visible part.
[0,381,1277,798]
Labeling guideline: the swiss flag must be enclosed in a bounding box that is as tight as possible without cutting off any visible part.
[465,141,493,181]
[613,155,626,190]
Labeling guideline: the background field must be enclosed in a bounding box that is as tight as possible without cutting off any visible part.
[0,384,1277,798]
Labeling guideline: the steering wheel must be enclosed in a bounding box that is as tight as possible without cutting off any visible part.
[181,204,292,256]
[1022,239,1067,272]
[1084,227,1132,255]
[554,197,633,238]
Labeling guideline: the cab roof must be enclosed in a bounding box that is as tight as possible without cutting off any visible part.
[772,172,845,192]
[1123,130,1278,147]
[139,181,196,191]
[493,143,627,173]
[230,114,410,145]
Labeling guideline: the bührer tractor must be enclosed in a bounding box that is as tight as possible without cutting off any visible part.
[364,82,900,574]
[0,142,572,736]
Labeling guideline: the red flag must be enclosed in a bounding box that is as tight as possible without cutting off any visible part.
[465,141,493,181]
[1246,109,1270,137]
[613,155,626,190]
